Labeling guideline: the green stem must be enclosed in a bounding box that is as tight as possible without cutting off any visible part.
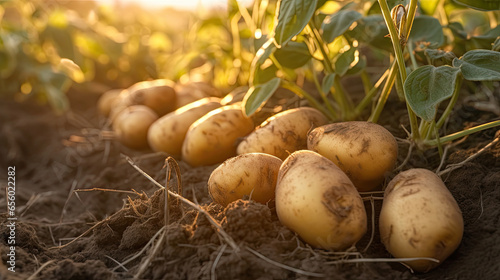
[307,21,334,74]
[355,67,390,116]
[378,0,420,139]
[424,120,500,147]
[360,70,373,97]
[368,60,398,123]
[333,74,354,120]
[281,80,336,121]
[309,63,338,119]
[435,76,463,130]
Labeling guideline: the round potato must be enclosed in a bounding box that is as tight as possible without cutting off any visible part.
[120,79,177,116]
[379,168,464,272]
[208,153,283,207]
[276,150,367,250]
[237,107,328,160]
[307,121,398,192]
[182,103,254,167]
[112,105,159,150]
[147,97,222,156]
[97,88,123,117]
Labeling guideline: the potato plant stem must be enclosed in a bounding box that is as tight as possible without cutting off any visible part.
[424,120,500,147]
[355,67,391,116]
[435,76,463,131]
[309,62,339,119]
[368,61,397,123]
[281,80,336,120]
[378,0,420,139]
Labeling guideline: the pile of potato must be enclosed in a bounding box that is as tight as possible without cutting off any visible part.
[98,82,464,273]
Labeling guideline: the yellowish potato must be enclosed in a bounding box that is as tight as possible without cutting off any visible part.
[237,107,328,160]
[276,150,367,250]
[121,79,177,116]
[182,103,254,166]
[112,105,159,150]
[307,121,398,192]
[147,97,222,156]
[208,153,283,207]
[97,89,123,117]
[379,168,464,272]
[174,81,220,108]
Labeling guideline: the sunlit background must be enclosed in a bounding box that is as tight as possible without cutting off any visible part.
[97,0,253,10]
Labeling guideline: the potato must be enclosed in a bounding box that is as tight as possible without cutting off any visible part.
[147,97,222,156]
[182,103,254,166]
[307,121,398,192]
[112,105,159,149]
[237,107,328,160]
[208,153,283,207]
[276,150,367,250]
[379,168,464,272]
[119,79,177,117]
[174,81,220,108]
[97,89,123,117]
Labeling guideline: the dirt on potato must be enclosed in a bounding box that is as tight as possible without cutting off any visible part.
[1,87,500,280]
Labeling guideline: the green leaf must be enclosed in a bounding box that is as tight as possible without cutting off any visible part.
[420,0,440,15]
[273,41,312,68]
[250,38,277,85]
[334,47,356,76]
[453,49,500,81]
[345,55,366,76]
[453,0,500,11]
[404,65,461,122]
[322,73,335,94]
[424,49,457,63]
[321,10,362,43]
[347,15,392,52]
[409,16,444,48]
[242,77,281,117]
[273,0,318,47]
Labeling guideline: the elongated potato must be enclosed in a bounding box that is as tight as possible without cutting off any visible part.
[118,79,177,117]
[237,107,328,160]
[182,103,254,166]
[276,150,367,250]
[147,97,222,156]
[174,81,220,108]
[307,121,398,192]
[112,105,159,149]
[208,153,283,207]
[379,168,464,272]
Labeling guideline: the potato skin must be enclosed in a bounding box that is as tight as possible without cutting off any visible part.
[122,79,177,116]
[307,121,398,192]
[97,89,123,117]
[174,81,220,108]
[147,97,222,156]
[112,105,159,149]
[237,107,328,160]
[208,153,283,207]
[379,168,464,272]
[182,103,254,167]
[276,150,367,250]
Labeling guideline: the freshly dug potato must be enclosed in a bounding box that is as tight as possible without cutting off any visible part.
[276,150,367,250]
[112,105,159,149]
[119,79,177,116]
[237,107,328,160]
[147,97,222,156]
[307,121,398,192]
[97,89,123,117]
[182,103,254,166]
[208,153,283,207]
[174,81,220,108]
[379,168,464,272]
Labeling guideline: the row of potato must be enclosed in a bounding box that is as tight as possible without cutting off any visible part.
[97,79,464,273]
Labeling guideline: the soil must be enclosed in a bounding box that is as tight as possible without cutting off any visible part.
[0,85,499,280]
